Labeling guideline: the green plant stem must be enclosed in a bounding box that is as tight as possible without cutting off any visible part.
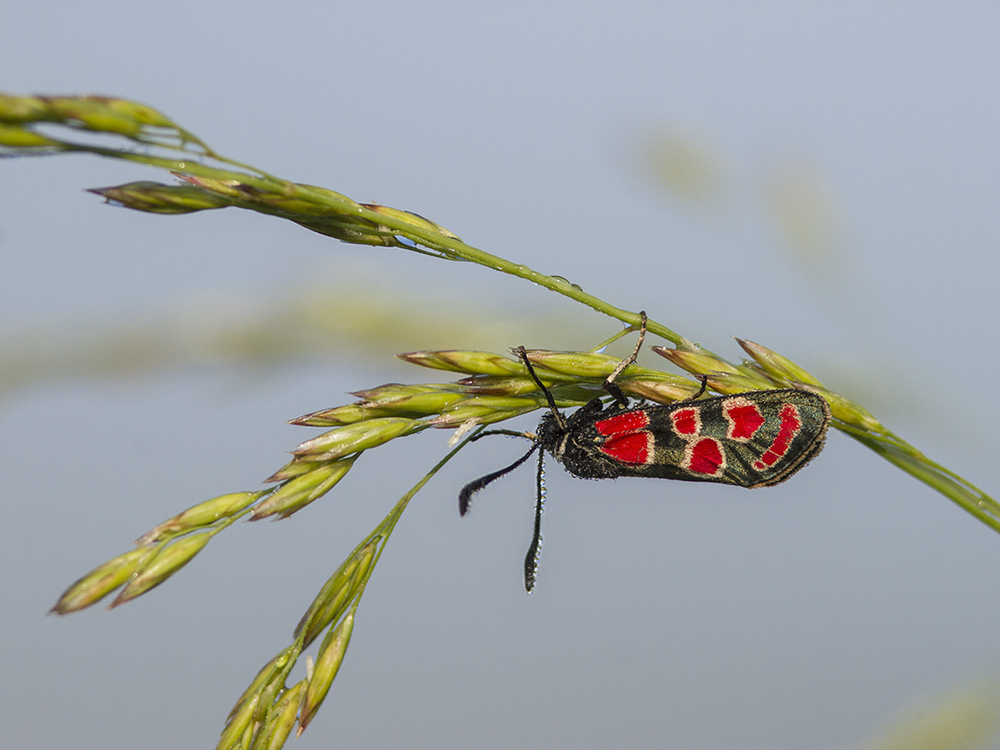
[359,220,692,348]
[838,424,1000,533]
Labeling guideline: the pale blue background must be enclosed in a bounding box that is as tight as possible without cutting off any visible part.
[3,3,1000,749]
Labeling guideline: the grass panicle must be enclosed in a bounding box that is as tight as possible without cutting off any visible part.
[110,532,213,607]
[7,91,994,749]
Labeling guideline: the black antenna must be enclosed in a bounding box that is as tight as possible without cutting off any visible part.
[513,345,565,430]
[459,312,648,591]
[459,442,539,517]
[457,344,563,517]
[523,446,546,592]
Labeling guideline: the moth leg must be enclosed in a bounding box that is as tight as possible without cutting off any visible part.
[602,310,647,406]
[688,374,709,401]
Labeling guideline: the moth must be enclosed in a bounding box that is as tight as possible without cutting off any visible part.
[459,313,831,591]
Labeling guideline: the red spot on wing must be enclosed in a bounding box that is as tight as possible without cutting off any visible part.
[724,399,765,440]
[601,432,651,464]
[686,437,724,476]
[597,410,651,464]
[595,410,649,436]
[671,407,700,435]
[753,404,802,470]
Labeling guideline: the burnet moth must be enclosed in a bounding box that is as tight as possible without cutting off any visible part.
[459,312,832,592]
